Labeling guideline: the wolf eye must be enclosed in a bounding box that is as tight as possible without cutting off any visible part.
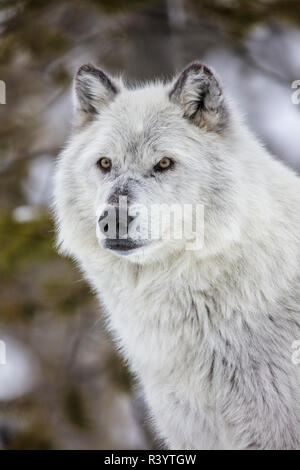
[97,157,111,171]
[154,157,173,172]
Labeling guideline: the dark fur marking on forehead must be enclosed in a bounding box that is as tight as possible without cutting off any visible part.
[126,140,140,159]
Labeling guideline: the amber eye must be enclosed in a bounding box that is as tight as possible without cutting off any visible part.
[154,157,173,172]
[97,157,111,171]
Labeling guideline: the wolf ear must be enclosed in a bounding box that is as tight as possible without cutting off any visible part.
[169,62,228,133]
[73,64,119,128]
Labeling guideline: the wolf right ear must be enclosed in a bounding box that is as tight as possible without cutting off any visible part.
[73,64,119,128]
[169,62,228,133]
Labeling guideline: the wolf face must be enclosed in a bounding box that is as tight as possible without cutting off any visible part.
[55,62,245,265]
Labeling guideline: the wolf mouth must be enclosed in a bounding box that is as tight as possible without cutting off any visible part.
[103,238,149,254]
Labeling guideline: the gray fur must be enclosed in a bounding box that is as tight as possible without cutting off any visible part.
[169,62,228,132]
[54,62,300,450]
[74,64,119,128]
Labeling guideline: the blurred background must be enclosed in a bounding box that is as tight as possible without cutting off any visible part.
[0,0,299,450]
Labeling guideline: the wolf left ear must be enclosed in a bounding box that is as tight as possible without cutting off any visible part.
[169,62,228,133]
[73,64,119,128]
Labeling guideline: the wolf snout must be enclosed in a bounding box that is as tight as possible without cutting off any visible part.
[98,206,136,240]
[97,204,149,254]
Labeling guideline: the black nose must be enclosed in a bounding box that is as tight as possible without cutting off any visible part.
[98,206,136,240]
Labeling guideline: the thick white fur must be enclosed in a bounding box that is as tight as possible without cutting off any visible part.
[54,65,300,449]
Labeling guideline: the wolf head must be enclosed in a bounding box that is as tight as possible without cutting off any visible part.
[55,62,248,265]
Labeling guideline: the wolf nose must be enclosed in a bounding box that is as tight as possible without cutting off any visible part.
[98,207,136,239]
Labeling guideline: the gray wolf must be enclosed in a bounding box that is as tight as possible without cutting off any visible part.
[54,62,300,449]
